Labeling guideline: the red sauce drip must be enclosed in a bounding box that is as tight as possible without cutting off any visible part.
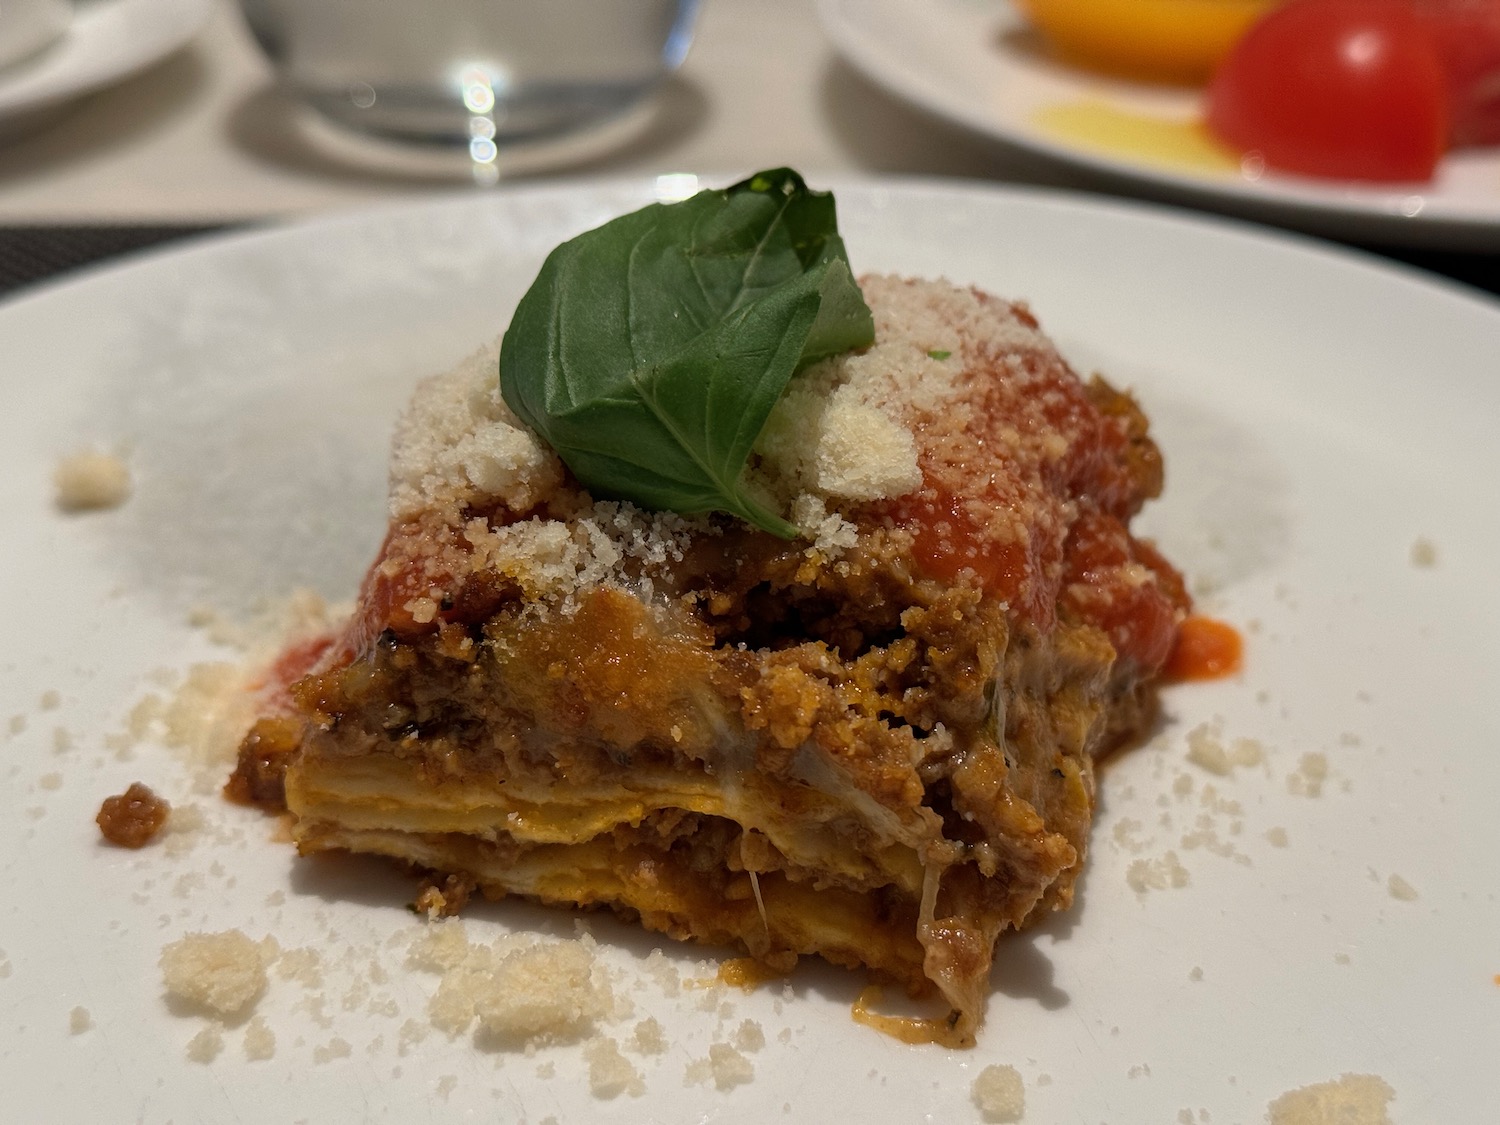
[1165,615,1243,681]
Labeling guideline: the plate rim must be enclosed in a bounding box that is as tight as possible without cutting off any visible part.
[4,174,1497,324]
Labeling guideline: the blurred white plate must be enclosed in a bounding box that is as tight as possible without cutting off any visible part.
[0,0,212,135]
[818,0,1500,250]
[1,179,1497,1122]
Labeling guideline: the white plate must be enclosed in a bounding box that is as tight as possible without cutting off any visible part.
[818,0,1500,250]
[0,0,212,134]
[2,179,1497,1122]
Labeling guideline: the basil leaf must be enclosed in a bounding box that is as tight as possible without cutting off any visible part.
[499,168,874,538]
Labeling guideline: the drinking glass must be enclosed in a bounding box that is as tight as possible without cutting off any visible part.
[237,0,700,155]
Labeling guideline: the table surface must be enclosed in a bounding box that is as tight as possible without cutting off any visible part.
[0,0,1494,297]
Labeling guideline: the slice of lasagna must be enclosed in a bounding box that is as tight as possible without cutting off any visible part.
[229,275,1188,1046]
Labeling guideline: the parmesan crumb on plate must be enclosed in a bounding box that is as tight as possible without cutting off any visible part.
[313,1036,352,1064]
[1267,1073,1395,1125]
[243,1015,276,1060]
[582,1035,645,1098]
[410,923,615,1047]
[185,1025,225,1064]
[1185,722,1263,776]
[1287,753,1330,798]
[53,448,131,512]
[627,1016,667,1055]
[1126,851,1191,894]
[68,1006,92,1034]
[971,1063,1025,1122]
[685,1042,755,1090]
[731,1018,765,1053]
[1386,874,1419,902]
[160,930,274,1017]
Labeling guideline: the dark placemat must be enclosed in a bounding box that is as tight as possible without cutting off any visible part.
[0,225,238,298]
[0,222,1495,302]
[1367,245,1500,299]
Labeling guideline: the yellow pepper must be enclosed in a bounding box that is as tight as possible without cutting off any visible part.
[1014,0,1279,84]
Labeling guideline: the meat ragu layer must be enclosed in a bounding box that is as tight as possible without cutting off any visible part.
[229,276,1189,1046]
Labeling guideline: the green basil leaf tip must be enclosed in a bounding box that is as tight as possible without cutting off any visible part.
[498,168,875,539]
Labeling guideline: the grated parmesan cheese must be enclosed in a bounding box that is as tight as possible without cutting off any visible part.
[388,343,560,521]
[313,1036,352,1064]
[54,448,131,512]
[971,1063,1025,1123]
[243,1015,276,1060]
[1288,753,1330,798]
[412,923,615,1046]
[684,1042,755,1090]
[185,1025,224,1063]
[731,1018,765,1053]
[627,1016,667,1055]
[582,1035,645,1098]
[1185,723,1263,776]
[1387,874,1419,902]
[1127,851,1191,894]
[1267,1073,1395,1125]
[160,930,274,1017]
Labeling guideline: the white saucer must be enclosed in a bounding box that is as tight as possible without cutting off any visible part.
[0,0,212,137]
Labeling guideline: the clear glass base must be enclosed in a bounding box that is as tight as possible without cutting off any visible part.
[238,0,700,147]
[300,78,660,147]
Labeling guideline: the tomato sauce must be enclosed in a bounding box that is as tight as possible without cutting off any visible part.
[900,484,1057,627]
[1058,509,1183,672]
[885,335,1187,673]
[266,634,335,692]
[1165,615,1243,681]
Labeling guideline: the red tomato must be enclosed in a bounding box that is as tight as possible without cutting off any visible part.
[1206,0,1450,182]
[1413,0,1500,145]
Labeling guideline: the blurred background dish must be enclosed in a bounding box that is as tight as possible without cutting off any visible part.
[1012,0,1274,85]
[0,0,1491,300]
[0,0,70,72]
[816,0,1500,249]
[0,0,211,139]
